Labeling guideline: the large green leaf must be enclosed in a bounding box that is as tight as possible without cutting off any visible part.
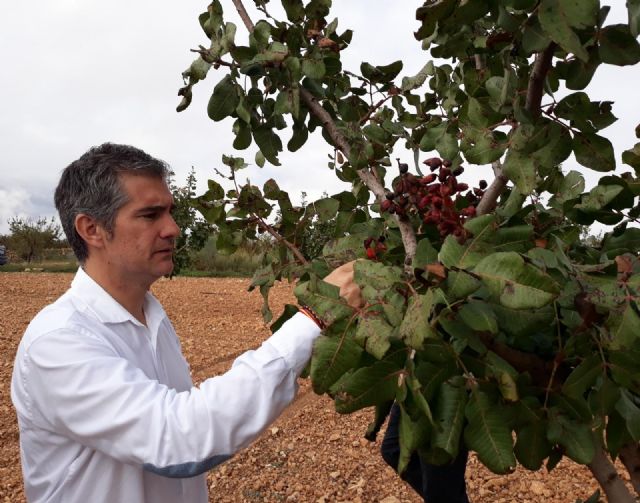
[464,391,516,474]
[503,151,537,195]
[458,300,498,334]
[547,414,595,464]
[575,184,623,211]
[606,302,640,349]
[332,358,403,413]
[397,404,431,474]
[207,76,239,121]
[561,355,602,398]
[294,277,354,326]
[538,0,598,61]
[354,315,393,359]
[473,252,560,309]
[514,421,552,470]
[599,24,640,66]
[253,125,282,166]
[354,260,403,304]
[572,132,615,172]
[432,380,468,458]
[615,389,640,440]
[310,332,363,394]
[398,292,437,350]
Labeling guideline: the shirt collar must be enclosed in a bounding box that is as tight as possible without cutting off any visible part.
[70,267,165,329]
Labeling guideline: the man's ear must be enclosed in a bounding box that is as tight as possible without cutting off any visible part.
[74,214,108,250]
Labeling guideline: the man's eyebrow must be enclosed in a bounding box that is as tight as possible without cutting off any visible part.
[135,204,175,214]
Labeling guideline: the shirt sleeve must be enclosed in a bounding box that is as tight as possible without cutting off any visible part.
[19,312,320,477]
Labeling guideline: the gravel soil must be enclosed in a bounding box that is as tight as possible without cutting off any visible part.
[0,272,624,502]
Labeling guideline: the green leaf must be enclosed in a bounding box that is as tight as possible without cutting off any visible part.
[515,421,552,470]
[474,252,560,309]
[609,349,640,393]
[413,238,439,268]
[464,391,516,474]
[458,300,498,334]
[361,61,403,84]
[547,414,595,464]
[572,132,616,172]
[311,197,339,222]
[354,260,403,304]
[401,62,433,91]
[415,0,458,39]
[354,316,393,360]
[206,179,225,200]
[282,0,305,22]
[398,292,437,350]
[255,150,265,168]
[599,24,640,66]
[503,151,537,195]
[607,302,640,350]
[432,380,468,458]
[538,0,598,61]
[302,58,326,80]
[294,278,354,327]
[288,122,308,152]
[253,125,282,166]
[332,359,403,413]
[549,171,585,207]
[310,332,363,394]
[397,403,431,474]
[615,389,640,440]
[561,355,602,398]
[575,184,623,211]
[207,76,239,121]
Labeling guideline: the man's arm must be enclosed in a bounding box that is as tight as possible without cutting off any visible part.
[14,262,361,477]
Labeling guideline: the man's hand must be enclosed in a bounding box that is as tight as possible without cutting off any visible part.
[323,261,364,309]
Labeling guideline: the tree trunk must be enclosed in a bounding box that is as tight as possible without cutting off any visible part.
[588,441,636,503]
[619,442,640,496]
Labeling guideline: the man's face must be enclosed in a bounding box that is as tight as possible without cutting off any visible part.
[101,173,180,286]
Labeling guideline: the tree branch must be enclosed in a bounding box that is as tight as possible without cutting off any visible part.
[619,441,640,496]
[526,43,557,119]
[588,436,636,503]
[231,0,255,32]
[476,162,507,216]
[476,43,556,215]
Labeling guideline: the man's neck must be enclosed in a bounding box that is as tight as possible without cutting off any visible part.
[82,260,149,324]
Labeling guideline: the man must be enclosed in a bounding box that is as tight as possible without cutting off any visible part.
[11,143,361,503]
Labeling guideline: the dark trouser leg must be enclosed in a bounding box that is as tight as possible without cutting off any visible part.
[380,403,425,495]
[380,403,470,503]
[420,448,470,503]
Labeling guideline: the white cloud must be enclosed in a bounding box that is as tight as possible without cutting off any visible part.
[0,189,31,234]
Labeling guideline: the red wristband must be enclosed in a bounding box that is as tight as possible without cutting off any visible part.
[298,305,326,330]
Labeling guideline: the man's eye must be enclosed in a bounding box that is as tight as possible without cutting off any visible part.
[141,213,158,220]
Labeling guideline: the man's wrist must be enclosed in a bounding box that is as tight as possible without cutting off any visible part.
[298,305,326,330]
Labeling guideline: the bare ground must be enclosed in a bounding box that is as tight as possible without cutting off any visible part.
[0,272,624,502]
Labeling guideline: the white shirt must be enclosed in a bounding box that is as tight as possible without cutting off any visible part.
[11,268,320,503]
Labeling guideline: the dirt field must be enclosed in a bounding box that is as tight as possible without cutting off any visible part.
[0,272,621,502]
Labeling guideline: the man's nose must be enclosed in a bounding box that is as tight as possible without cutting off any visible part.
[162,214,181,239]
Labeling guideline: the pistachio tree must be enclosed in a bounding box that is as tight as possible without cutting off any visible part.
[177,1,640,500]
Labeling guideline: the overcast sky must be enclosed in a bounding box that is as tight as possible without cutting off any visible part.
[0,1,637,235]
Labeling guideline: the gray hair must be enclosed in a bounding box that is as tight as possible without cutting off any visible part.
[54,143,170,263]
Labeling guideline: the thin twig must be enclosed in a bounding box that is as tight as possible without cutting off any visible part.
[359,95,393,125]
